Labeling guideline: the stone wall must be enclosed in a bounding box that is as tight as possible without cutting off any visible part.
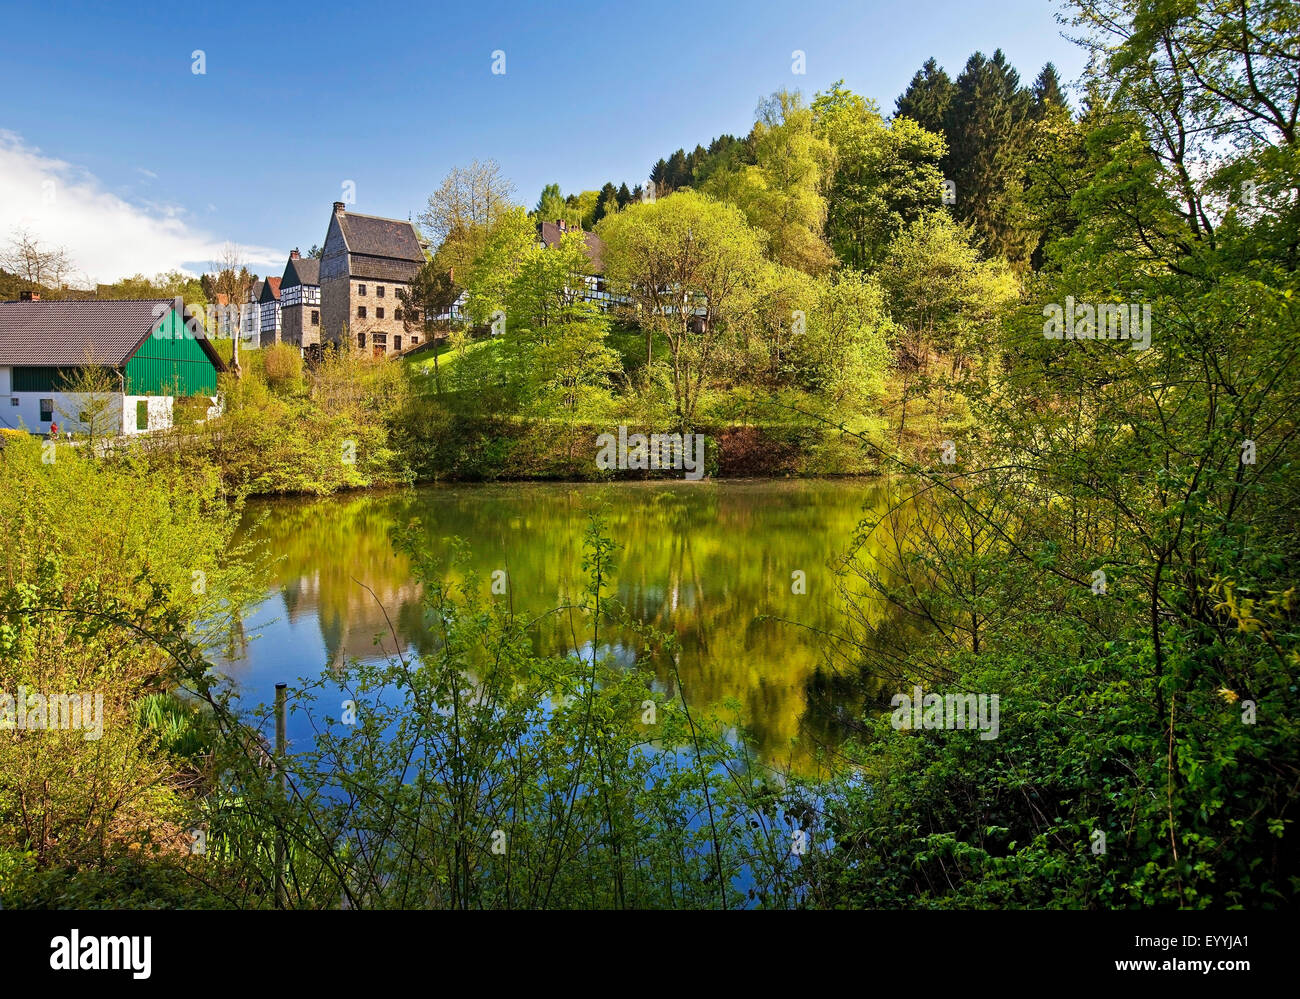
[282,304,322,349]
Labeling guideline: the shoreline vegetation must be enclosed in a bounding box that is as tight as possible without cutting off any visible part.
[135,341,913,494]
[3,0,1298,909]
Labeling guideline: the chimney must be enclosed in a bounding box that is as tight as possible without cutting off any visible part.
[557,219,566,232]
[333,201,346,214]
[289,248,300,260]
[19,290,39,302]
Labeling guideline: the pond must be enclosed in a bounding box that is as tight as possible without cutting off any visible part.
[219,479,907,773]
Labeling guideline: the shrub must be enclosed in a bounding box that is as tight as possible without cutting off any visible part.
[262,343,303,387]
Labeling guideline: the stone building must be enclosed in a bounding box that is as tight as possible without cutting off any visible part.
[279,249,322,352]
[319,202,426,357]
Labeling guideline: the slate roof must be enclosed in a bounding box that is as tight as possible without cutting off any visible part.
[333,211,425,283]
[347,255,423,282]
[338,213,423,261]
[0,299,227,371]
[537,221,606,273]
[282,256,320,288]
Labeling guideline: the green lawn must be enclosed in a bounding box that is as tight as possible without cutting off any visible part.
[403,338,493,376]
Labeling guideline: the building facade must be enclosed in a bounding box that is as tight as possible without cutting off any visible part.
[319,202,426,358]
[280,250,322,351]
[258,276,282,346]
[0,297,225,435]
[243,280,262,348]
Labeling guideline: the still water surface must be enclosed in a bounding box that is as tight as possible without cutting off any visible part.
[221,479,902,772]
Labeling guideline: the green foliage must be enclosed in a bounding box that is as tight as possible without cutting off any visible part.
[598,190,769,429]
[895,57,956,137]
[812,0,1300,909]
[702,91,836,274]
[167,514,821,909]
[54,363,121,444]
[814,81,948,269]
[142,348,414,495]
[261,342,303,389]
[0,435,262,885]
[896,49,1060,265]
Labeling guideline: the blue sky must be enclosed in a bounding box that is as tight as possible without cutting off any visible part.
[0,0,1085,283]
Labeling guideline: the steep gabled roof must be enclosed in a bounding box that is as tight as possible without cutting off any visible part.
[0,299,227,372]
[347,255,423,282]
[259,277,282,303]
[329,210,425,283]
[537,221,606,273]
[337,213,424,261]
[282,256,320,288]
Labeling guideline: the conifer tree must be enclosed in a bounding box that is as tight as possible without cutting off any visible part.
[895,57,955,136]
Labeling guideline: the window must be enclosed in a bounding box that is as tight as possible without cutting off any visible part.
[358,331,366,348]
[40,399,53,422]
[372,334,387,346]
[375,307,384,319]
[311,310,319,325]
[394,335,402,351]
[411,336,419,346]
[357,284,366,296]
[376,286,385,298]
[9,398,17,406]
[357,306,367,319]
[395,309,403,321]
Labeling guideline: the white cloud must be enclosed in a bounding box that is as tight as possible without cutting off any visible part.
[0,130,282,286]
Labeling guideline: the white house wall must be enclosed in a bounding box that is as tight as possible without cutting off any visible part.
[122,395,173,434]
[0,386,175,435]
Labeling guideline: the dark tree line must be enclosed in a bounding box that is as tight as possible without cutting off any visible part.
[897,51,1067,263]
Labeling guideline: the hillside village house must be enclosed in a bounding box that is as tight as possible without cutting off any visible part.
[240,208,612,360]
[0,296,225,436]
[212,293,240,340]
[242,279,263,346]
[425,220,611,326]
[258,276,282,346]
[280,249,322,353]
[320,202,426,358]
[536,219,616,308]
